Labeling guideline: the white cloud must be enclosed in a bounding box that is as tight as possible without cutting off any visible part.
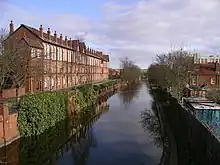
[1,0,220,68]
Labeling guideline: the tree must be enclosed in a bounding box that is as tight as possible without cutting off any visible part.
[147,48,194,100]
[0,28,44,91]
[120,56,142,82]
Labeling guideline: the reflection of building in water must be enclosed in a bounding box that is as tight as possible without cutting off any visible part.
[0,139,19,165]
[195,110,220,137]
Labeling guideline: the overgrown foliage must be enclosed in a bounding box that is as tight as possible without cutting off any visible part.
[120,56,142,82]
[206,90,220,104]
[147,48,194,99]
[18,80,118,137]
[75,85,96,108]
[18,91,68,137]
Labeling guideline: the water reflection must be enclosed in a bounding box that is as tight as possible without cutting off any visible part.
[118,82,142,108]
[140,102,163,148]
[0,84,166,165]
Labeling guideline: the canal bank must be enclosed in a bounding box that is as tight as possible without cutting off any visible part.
[0,82,164,165]
[0,79,127,147]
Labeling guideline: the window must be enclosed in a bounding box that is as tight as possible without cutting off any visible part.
[63,77,66,85]
[211,78,215,85]
[63,49,67,61]
[51,46,56,60]
[192,78,196,85]
[31,48,35,57]
[46,44,50,59]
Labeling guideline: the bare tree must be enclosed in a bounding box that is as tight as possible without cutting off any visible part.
[120,56,142,82]
[0,29,44,91]
[147,47,194,99]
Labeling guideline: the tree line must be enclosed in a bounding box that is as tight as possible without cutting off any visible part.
[119,56,142,82]
[147,48,194,100]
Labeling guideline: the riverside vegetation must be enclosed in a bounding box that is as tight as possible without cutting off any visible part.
[17,80,120,137]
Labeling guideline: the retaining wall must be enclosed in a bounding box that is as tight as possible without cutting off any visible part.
[152,89,220,165]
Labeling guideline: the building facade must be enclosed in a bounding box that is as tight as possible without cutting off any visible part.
[189,62,220,90]
[6,21,109,93]
[108,68,120,79]
[194,54,220,64]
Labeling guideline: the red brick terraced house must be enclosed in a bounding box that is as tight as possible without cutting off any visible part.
[189,62,220,91]
[5,21,109,93]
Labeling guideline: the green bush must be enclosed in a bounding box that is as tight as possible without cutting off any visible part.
[18,91,68,137]
[75,85,96,108]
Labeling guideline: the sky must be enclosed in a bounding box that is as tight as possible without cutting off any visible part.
[1,0,220,68]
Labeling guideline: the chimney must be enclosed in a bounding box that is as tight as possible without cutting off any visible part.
[54,31,57,42]
[60,34,63,45]
[47,28,51,40]
[9,20,14,35]
[65,36,68,46]
[39,25,43,38]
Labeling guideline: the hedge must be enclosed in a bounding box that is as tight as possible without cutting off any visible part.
[18,91,68,137]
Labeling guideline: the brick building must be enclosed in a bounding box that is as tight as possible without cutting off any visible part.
[108,68,120,79]
[189,62,220,90]
[5,21,109,93]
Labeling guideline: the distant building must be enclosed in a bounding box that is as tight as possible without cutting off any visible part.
[5,21,109,93]
[194,54,220,64]
[109,68,120,79]
[189,62,220,90]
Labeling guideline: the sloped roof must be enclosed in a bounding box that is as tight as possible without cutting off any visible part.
[20,24,109,61]
[22,36,43,49]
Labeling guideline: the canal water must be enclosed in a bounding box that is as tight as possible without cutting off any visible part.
[48,82,162,165]
[0,82,164,165]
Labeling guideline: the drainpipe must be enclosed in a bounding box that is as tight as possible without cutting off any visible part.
[2,104,6,146]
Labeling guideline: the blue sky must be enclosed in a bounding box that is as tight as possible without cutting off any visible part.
[6,0,104,19]
[1,0,220,68]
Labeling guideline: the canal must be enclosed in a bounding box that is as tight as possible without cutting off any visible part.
[47,82,162,165]
[0,82,164,165]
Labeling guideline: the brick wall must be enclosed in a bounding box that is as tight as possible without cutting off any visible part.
[0,87,25,100]
[0,103,19,145]
[0,89,16,99]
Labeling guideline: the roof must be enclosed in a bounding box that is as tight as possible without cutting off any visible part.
[184,97,212,103]
[103,55,109,62]
[9,24,109,62]
[199,68,217,75]
[190,102,220,110]
[22,36,43,49]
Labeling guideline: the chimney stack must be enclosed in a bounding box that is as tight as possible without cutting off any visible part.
[60,34,63,45]
[47,28,51,40]
[39,25,43,38]
[54,31,57,42]
[9,20,14,35]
